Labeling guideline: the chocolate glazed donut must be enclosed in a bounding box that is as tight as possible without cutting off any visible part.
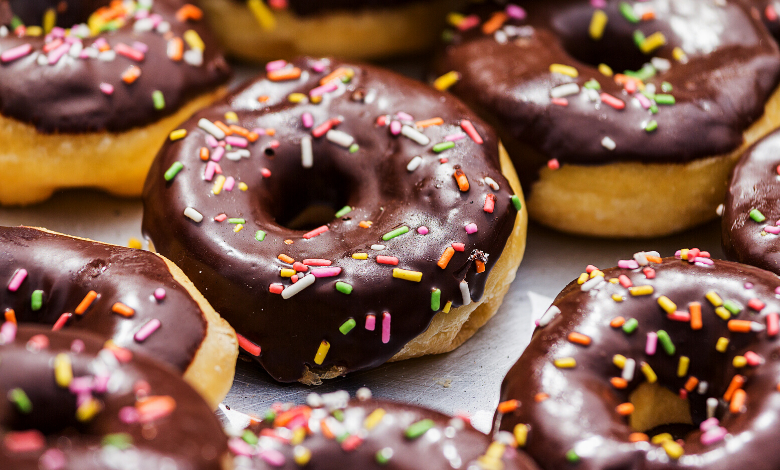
[143,58,527,383]
[0,226,237,408]
[0,327,229,469]
[495,253,780,469]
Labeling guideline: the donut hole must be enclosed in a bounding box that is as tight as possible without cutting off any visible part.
[272,166,353,232]
[8,0,111,28]
[628,382,694,437]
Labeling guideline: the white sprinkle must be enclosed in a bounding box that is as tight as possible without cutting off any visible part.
[586,88,600,102]
[716,204,724,216]
[460,280,472,306]
[601,136,616,150]
[706,397,718,419]
[484,177,500,191]
[364,89,377,104]
[401,125,430,146]
[645,83,657,95]
[97,50,116,61]
[651,57,671,72]
[0,26,8,38]
[36,54,48,66]
[183,207,203,223]
[356,387,372,401]
[538,305,560,327]
[751,321,767,332]
[183,49,203,67]
[633,252,649,266]
[198,118,226,139]
[281,273,315,299]
[326,129,354,148]
[407,156,423,172]
[68,41,83,58]
[226,150,249,161]
[134,18,155,32]
[622,358,636,381]
[698,381,709,394]
[581,276,605,292]
[306,393,323,408]
[371,244,386,250]
[550,83,580,99]
[83,47,98,59]
[494,30,508,44]
[301,136,313,168]
[646,251,660,257]
[156,21,171,34]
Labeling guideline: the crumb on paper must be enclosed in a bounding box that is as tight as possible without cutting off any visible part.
[434,377,452,388]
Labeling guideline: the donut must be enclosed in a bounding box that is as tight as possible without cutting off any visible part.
[0,226,237,408]
[227,389,539,470]
[196,0,458,62]
[750,1,780,43]
[142,58,528,384]
[0,0,231,205]
[0,326,230,469]
[495,251,780,469]
[435,0,780,237]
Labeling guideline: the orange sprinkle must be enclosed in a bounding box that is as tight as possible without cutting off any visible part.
[482,11,508,34]
[724,375,746,401]
[684,376,699,392]
[247,132,259,142]
[75,291,98,315]
[167,37,183,61]
[319,67,350,85]
[176,4,203,21]
[121,65,141,84]
[4,309,16,324]
[265,129,276,137]
[111,302,134,317]
[567,332,592,346]
[475,260,485,273]
[229,125,250,137]
[689,302,702,330]
[415,117,444,128]
[453,169,470,192]
[274,406,311,428]
[214,121,232,136]
[610,317,626,328]
[268,67,302,82]
[236,333,261,356]
[320,419,335,439]
[645,255,662,263]
[534,393,549,402]
[257,96,270,103]
[730,389,746,414]
[616,403,635,416]
[437,247,456,269]
[728,320,752,333]
[136,395,177,423]
[284,239,293,245]
[641,11,656,20]
[610,377,628,389]
[359,221,373,229]
[629,433,649,442]
[199,147,209,161]
[278,254,295,264]
[497,399,520,414]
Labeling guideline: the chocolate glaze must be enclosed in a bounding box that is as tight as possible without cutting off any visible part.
[0,226,207,373]
[233,396,538,470]
[228,0,425,17]
[746,0,780,43]
[496,256,780,469]
[722,128,780,274]
[0,0,230,133]
[435,0,780,188]
[0,327,227,470]
[142,58,521,382]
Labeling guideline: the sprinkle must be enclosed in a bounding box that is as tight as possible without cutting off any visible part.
[303,225,329,239]
[121,65,142,84]
[510,195,523,210]
[589,10,608,40]
[619,2,639,23]
[377,256,399,265]
[640,362,657,383]
[383,226,410,241]
[4,309,15,324]
[565,450,580,463]
[352,253,368,260]
[339,318,356,334]
[460,120,483,144]
[326,130,355,148]
[31,290,44,311]
[9,388,32,413]
[656,330,675,355]
[610,317,625,328]
[254,231,266,242]
[705,291,723,307]
[111,302,134,317]
[514,424,529,447]
[616,403,635,416]
[7,269,27,292]
[376,447,394,464]
[601,136,616,150]
[460,280,472,306]
[313,340,330,365]
[600,93,626,110]
[629,285,653,296]
[715,337,729,352]
[645,332,657,355]
[52,312,71,331]
[611,377,628,389]
[405,419,435,439]
[282,274,315,299]
[393,269,422,282]
[0,44,32,63]
[538,306,561,327]
[164,162,184,181]
[198,118,226,139]
[372,244,387,251]
[433,141,456,153]
[728,320,765,333]
[133,319,161,343]
[464,223,478,234]
[598,63,613,76]
[689,302,702,330]
[431,289,442,311]
[639,32,667,54]
[382,312,391,343]
[550,83,580,98]
[549,64,578,78]
[311,267,342,278]
[724,375,746,401]
[657,296,676,314]
[100,83,115,95]
[749,209,766,223]
[400,125,430,146]
[183,207,203,222]
[622,318,638,334]
[554,357,577,368]
[654,94,676,105]
[484,194,496,213]
[365,314,376,331]
[662,440,684,460]
[497,399,519,414]
[767,313,779,336]
[407,156,423,172]
[453,169,470,191]
[645,120,658,132]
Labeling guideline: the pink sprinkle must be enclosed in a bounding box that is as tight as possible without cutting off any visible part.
[585,264,598,274]
[505,4,527,19]
[390,120,402,135]
[132,41,148,53]
[382,312,391,344]
[311,60,328,73]
[310,267,341,278]
[396,111,413,122]
[460,120,483,145]
[292,262,308,272]
[645,332,657,355]
[269,284,284,294]
[551,98,568,107]
[618,260,639,269]
[445,133,466,142]
[765,225,780,234]
[269,140,280,149]
[417,226,429,235]
[458,15,480,31]
[452,243,465,252]
[70,339,85,353]
[206,135,219,148]
[667,311,690,322]
[226,136,248,148]
[547,159,560,170]
[211,146,225,162]
[701,427,727,445]
[100,83,114,95]
[700,417,719,432]
[261,168,272,178]
[8,268,27,291]
[768,312,779,336]
[69,377,93,394]
[694,257,714,266]
[590,0,607,7]
[303,225,329,239]
[744,282,754,289]
[674,250,682,258]
[365,314,376,331]
[40,448,66,470]
[618,274,632,288]
[1,321,17,343]
[134,319,161,342]
[204,161,217,181]
[47,43,69,64]
[484,194,496,213]
[252,127,267,136]
[119,406,140,424]
[214,214,227,222]
[4,430,45,453]
[376,115,389,127]
[260,449,286,466]
[93,375,109,393]
[376,256,399,266]
[465,223,478,234]
[643,267,656,278]
[310,82,338,97]
[76,391,93,407]
[745,351,764,366]
[302,112,314,128]
[266,59,287,72]
[115,43,145,62]
[635,92,652,109]
[223,176,235,191]
[775,286,780,295]
[1,44,33,63]
[153,288,166,300]
[303,259,331,266]
[229,437,255,457]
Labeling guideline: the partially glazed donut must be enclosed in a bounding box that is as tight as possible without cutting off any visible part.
[0,0,231,205]
[228,390,539,470]
[0,226,237,408]
[142,58,527,383]
[496,252,780,469]
[0,326,230,469]
[436,0,780,237]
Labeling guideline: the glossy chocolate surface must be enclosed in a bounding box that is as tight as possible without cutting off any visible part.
[142,59,521,382]
[0,327,227,470]
[0,226,206,372]
[496,255,780,469]
[436,0,780,182]
[0,0,230,133]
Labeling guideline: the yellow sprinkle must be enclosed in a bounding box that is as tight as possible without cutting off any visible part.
[554,357,577,369]
[733,356,747,368]
[677,356,689,377]
[705,291,723,307]
[288,93,308,103]
[549,64,579,78]
[224,111,239,123]
[629,285,654,296]
[212,174,225,195]
[598,63,613,77]
[612,294,624,302]
[590,270,604,279]
[662,440,684,459]
[609,278,619,284]
[280,268,295,278]
[291,427,307,446]
[293,446,312,466]
[310,95,322,104]
[43,8,56,34]
[447,12,466,27]
[715,307,730,321]
[54,353,73,388]
[485,441,505,459]
[393,268,423,282]
[169,129,187,141]
[613,354,626,369]
[641,362,657,383]
[589,10,608,40]
[127,238,142,249]
[434,71,461,91]
[672,46,687,62]
[651,433,673,444]
[314,340,330,365]
[680,249,689,260]
[442,301,452,313]
[238,182,248,191]
[364,408,386,430]
[513,424,529,447]
[247,0,276,30]
[716,337,729,353]
[577,273,589,285]
[234,224,243,233]
[183,30,204,51]
[352,253,368,260]
[657,296,676,314]
[476,456,503,470]
[76,397,103,422]
[25,26,43,37]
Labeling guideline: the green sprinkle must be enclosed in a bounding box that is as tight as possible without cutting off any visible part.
[566,449,581,463]
[583,79,601,90]
[750,209,766,223]
[228,218,246,224]
[641,89,655,100]
[723,300,742,315]
[382,226,410,241]
[336,282,353,295]
[349,143,359,153]
[619,2,639,23]
[8,388,31,413]
[241,429,259,445]
[31,290,43,311]
[661,81,673,92]
[655,94,676,105]
[264,409,276,421]
[255,230,266,242]
[644,120,658,133]
[431,289,441,311]
[164,162,184,181]
[152,90,165,110]
[332,409,345,422]
[102,433,133,450]
[405,419,435,439]
[656,330,675,355]
[376,447,394,465]
[633,30,646,47]
[335,206,352,218]
[225,144,233,151]
[432,141,456,153]
[622,318,639,334]
[650,104,658,114]
[339,318,356,334]
[10,16,23,29]
[633,64,656,81]
[511,195,523,211]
